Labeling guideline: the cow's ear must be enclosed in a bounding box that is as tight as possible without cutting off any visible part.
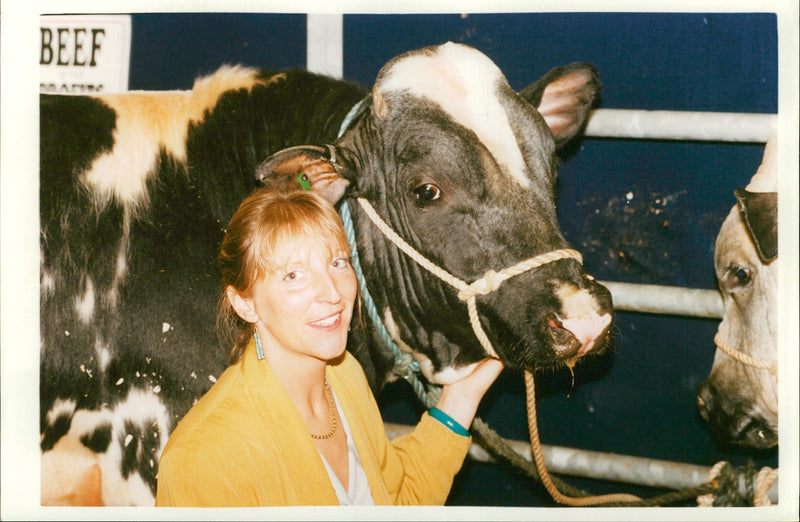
[518,62,600,148]
[255,145,350,205]
[735,188,778,263]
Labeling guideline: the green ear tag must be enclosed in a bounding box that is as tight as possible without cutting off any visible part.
[297,173,311,191]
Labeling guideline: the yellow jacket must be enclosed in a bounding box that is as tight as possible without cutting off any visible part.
[155,338,472,506]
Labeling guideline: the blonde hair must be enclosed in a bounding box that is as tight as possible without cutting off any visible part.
[218,188,352,364]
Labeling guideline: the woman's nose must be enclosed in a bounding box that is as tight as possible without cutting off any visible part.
[314,272,342,303]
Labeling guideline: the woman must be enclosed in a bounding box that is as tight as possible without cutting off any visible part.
[155,188,503,506]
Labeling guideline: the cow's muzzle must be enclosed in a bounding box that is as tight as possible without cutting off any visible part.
[352,196,588,360]
[547,311,612,360]
[697,379,778,448]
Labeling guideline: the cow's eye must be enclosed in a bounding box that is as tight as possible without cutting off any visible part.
[412,183,441,206]
[724,263,752,288]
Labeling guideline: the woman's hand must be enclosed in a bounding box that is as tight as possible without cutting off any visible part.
[434,358,504,432]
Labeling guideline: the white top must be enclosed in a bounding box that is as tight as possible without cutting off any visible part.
[317,388,375,505]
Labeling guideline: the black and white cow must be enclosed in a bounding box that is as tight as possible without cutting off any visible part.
[40,42,609,505]
[696,136,778,449]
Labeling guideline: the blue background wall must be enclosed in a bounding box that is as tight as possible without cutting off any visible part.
[128,12,777,506]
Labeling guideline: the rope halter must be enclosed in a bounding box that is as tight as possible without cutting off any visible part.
[355,197,583,359]
[713,332,777,377]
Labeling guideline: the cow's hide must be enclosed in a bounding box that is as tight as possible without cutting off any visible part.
[40,43,609,505]
[697,136,778,449]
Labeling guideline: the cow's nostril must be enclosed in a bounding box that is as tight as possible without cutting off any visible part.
[548,316,581,358]
[736,417,778,448]
[696,381,716,421]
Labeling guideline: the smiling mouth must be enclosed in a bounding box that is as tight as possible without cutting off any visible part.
[310,312,341,329]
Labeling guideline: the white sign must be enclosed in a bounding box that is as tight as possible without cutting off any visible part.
[39,14,131,94]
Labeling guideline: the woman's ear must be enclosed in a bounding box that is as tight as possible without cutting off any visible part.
[226,286,259,323]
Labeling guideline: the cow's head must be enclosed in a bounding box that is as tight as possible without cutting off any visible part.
[696,136,779,449]
[258,43,611,384]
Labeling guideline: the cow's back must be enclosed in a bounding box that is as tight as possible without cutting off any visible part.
[39,66,366,505]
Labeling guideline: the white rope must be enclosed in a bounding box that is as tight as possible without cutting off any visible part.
[355,197,583,359]
[714,332,777,376]
[697,461,728,507]
[754,466,780,506]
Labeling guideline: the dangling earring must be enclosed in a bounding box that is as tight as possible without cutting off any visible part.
[254,330,265,360]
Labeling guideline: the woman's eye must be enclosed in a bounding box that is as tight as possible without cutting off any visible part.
[283,271,304,283]
[413,183,441,206]
[331,257,350,270]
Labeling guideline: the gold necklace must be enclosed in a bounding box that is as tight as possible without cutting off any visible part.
[310,379,337,440]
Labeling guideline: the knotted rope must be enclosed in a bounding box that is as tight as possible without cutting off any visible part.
[697,460,779,507]
[714,332,777,376]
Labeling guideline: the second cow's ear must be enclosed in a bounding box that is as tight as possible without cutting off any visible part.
[255,144,351,205]
[735,187,778,263]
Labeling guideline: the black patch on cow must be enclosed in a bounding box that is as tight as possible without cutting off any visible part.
[185,68,367,225]
[80,422,113,453]
[735,188,777,263]
[120,418,161,495]
[40,94,123,426]
[40,411,73,451]
[39,95,117,175]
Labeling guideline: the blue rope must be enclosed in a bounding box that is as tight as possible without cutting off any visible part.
[336,99,440,407]
[339,200,439,407]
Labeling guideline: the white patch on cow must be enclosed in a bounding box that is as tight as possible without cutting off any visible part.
[556,283,602,318]
[43,388,173,505]
[554,283,612,355]
[375,42,530,188]
[98,388,172,505]
[41,407,110,506]
[41,266,56,297]
[413,358,437,384]
[746,135,777,192]
[383,307,448,384]
[382,307,415,355]
[106,225,130,310]
[86,65,266,207]
[45,398,77,426]
[432,361,480,385]
[96,343,111,373]
[75,277,95,324]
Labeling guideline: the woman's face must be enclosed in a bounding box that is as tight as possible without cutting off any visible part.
[247,235,357,366]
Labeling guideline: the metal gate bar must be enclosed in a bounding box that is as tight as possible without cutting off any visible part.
[585,109,776,142]
[600,281,724,319]
[384,423,778,504]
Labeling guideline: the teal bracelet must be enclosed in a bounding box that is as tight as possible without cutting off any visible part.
[428,407,470,437]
